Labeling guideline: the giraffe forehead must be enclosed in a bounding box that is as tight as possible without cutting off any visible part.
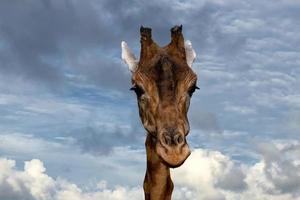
[133,58,196,94]
[139,55,181,77]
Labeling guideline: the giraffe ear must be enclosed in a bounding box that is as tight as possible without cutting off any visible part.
[121,41,138,72]
[184,40,196,68]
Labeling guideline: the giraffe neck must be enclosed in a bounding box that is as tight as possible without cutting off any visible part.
[143,134,174,200]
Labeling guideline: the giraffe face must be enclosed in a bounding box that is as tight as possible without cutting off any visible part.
[131,54,197,167]
[122,26,197,167]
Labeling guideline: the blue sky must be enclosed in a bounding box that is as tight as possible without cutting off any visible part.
[0,0,299,199]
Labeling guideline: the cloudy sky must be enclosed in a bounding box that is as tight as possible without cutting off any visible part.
[0,0,299,199]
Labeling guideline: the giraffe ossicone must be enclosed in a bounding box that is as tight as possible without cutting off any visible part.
[122,39,196,73]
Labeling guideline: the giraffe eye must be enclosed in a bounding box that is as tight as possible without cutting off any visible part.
[130,85,145,98]
[188,85,199,97]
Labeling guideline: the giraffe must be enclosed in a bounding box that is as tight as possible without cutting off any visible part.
[121,25,198,200]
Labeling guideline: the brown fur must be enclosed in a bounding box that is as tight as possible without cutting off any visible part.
[130,25,197,200]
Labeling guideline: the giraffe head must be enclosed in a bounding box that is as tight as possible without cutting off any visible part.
[122,25,198,167]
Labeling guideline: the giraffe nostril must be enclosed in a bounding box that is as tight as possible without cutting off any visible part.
[173,134,184,145]
[162,132,184,146]
[162,134,172,146]
[176,135,183,144]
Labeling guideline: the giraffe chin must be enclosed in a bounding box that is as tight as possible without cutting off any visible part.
[156,142,191,168]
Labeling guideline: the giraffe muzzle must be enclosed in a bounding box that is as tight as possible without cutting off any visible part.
[156,131,191,168]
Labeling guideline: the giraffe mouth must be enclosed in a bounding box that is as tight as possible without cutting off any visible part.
[155,141,191,168]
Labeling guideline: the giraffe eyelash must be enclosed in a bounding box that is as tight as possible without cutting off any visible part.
[130,84,145,98]
[188,84,199,97]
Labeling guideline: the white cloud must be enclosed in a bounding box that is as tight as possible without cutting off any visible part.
[172,148,246,200]
[0,133,145,187]
[0,158,143,200]
[223,103,256,115]
[170,0,225,11]
[1,142,300,200]
[222,18,265,34]
[172,144,300,200]
[286,112,300,133]
[255,141,300,195]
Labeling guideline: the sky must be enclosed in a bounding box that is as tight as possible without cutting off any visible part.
[0,0,299,199]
